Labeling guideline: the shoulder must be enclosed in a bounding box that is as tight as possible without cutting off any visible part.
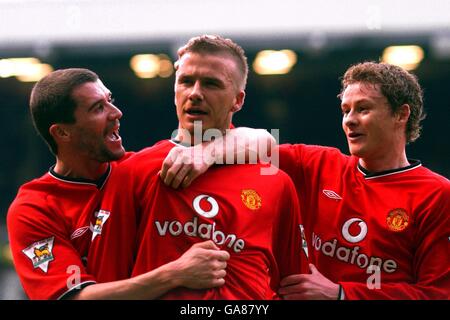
[108,140,174,183]
[278,143,348,163]
[424,168,450,204]
[8,174,53,213]
[113,151,135,164]
[118,140,173,168]
[7,183,52,235]
[279,143,343,155]
[6,172,80,228]
[277,144,351,179]
[406,166,450,219]
[413,166,450,193]
[221,164,296,190]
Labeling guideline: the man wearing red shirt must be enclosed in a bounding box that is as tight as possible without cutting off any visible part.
[172,61,449,300]
[89,35,308,299]
[7,68,231,299]
[276,62,450,300]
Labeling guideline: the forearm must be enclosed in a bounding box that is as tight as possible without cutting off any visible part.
[69,261,181,300]
[203,127,276,165]
[341,281,449,300]
[160,127,276,188]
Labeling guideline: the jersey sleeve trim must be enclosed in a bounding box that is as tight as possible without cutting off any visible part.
[56,280,97,300]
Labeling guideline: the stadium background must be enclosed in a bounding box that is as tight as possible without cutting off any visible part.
[0,0,449,299]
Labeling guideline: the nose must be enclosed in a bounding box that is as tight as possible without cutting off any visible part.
[188,81,204,102]
[107,102,123,120]
[343,108,357,129]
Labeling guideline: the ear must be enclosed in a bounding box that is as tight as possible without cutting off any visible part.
[231,91,245,113]
[49,124,71,142]
[396,104,410,126]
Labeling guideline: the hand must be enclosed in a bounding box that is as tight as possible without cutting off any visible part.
[160,145,214,189]
[278,264,340,300]
[171,240,230,289]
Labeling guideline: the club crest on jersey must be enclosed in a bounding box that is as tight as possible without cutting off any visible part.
[22,237,55,273]
[386,208,409,232]
[91,209,111,240]
[241,189,262,210]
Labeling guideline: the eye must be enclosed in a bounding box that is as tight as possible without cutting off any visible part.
[109,97,115,104]
[178,77,193,85]
[93,103,104,113]
[358,106,369,113]
[206,82,219,88]
[205,80,220,88]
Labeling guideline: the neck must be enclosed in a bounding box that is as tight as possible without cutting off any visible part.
[174,131,197,146]
[359,148,409,173]
[175,125,227,146]
[53,157,109,181]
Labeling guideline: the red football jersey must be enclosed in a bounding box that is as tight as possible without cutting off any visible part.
[7,153,133,300]
[89,140,308,299]
[278,144,450,299]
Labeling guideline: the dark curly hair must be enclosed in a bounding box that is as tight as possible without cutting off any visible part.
[339,61,426,143]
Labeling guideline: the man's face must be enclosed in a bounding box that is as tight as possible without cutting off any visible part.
[67,80,125,162]
[341,82,401,161]
[174,52,245,135]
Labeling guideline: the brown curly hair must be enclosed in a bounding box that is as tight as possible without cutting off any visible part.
[339,61,426,143]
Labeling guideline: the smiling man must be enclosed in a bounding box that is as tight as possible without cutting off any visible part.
[7,68,234,299]
[168,61,450,300]
[277,62,450,299]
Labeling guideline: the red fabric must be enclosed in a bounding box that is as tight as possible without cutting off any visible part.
[88,140,308,299]
[278,144,450,299]
[7,153,133,299]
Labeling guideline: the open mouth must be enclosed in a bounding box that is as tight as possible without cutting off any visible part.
[107,126,121,141]
[348,132,363,139]
[186,109,208,116]
[111,130,120,141]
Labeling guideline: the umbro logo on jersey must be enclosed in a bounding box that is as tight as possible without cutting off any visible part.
[71,226,89,240]
[22,237,55,273]
[322,189,342,200]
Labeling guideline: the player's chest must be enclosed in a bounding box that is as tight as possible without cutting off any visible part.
[149,186,276,244]
[51,188,102,245]
[311,179,417,255]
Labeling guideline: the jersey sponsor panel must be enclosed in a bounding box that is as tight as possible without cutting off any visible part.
[279,143,450,299]
[89,140,307,299]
